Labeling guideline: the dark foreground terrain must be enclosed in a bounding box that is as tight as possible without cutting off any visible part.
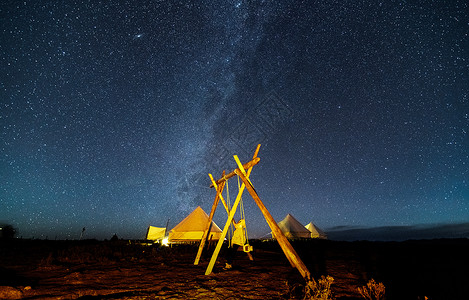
[1,238,468,299]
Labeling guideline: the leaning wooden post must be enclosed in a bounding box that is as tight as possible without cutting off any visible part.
[194,175,225,265]
[209,174,231,216]
[234,157,312,283]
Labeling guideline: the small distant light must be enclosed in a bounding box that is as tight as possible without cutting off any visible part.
[162,237,169,246]
[133,33,144,40]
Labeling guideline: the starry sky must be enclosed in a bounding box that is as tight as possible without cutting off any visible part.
[1,1,468,240]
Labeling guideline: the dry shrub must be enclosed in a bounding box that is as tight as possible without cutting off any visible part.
[304,275,334,300]
[38,252,54,268]
[357,279,385,300]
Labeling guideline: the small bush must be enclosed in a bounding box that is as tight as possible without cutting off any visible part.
[358,278,385,300]
[0,224,17,239]
[38,252,54,268]
[304,275,334,300]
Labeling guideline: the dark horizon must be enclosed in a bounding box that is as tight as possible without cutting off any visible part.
[325,222,469,242]
[4,221,469,243]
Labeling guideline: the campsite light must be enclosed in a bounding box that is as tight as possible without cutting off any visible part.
[162,237,169,246]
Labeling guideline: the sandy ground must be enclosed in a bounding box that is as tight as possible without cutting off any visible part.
[1,239,468,299]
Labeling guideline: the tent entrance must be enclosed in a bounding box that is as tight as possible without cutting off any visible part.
[193,144,312,285]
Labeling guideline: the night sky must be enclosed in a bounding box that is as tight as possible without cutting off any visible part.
[1,1,468,240]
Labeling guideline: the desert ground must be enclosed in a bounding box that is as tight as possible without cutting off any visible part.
[1,238,468,299]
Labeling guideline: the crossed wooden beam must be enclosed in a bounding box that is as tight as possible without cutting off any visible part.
[194,144,312,284]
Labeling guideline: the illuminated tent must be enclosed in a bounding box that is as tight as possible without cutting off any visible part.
[305,222,328,239]
[146,226,166,241]
[277,214,311,239]
[168,206,222,242]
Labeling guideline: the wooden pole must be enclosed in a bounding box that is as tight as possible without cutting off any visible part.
[234,158,312,282]
[194,177,225,265]
[209,174,231,215]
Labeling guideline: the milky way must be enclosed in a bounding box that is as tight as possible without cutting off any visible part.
[1,1,468,240]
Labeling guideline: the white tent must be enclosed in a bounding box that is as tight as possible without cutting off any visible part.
[168,206,222,243]
[146,226,166,241]
[277,214,311,239]
[305,222,328,239]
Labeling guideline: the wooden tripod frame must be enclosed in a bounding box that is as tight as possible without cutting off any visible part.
[194,144,312,283]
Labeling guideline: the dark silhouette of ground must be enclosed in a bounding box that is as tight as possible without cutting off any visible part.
[0,239,468,299]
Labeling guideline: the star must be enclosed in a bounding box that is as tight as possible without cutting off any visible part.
[133,33,144,40]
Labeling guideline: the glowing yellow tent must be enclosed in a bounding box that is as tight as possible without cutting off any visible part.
[168,206,222,243]
[277,214,311,239]
[146,226,166,241]
[305,222,328,239]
